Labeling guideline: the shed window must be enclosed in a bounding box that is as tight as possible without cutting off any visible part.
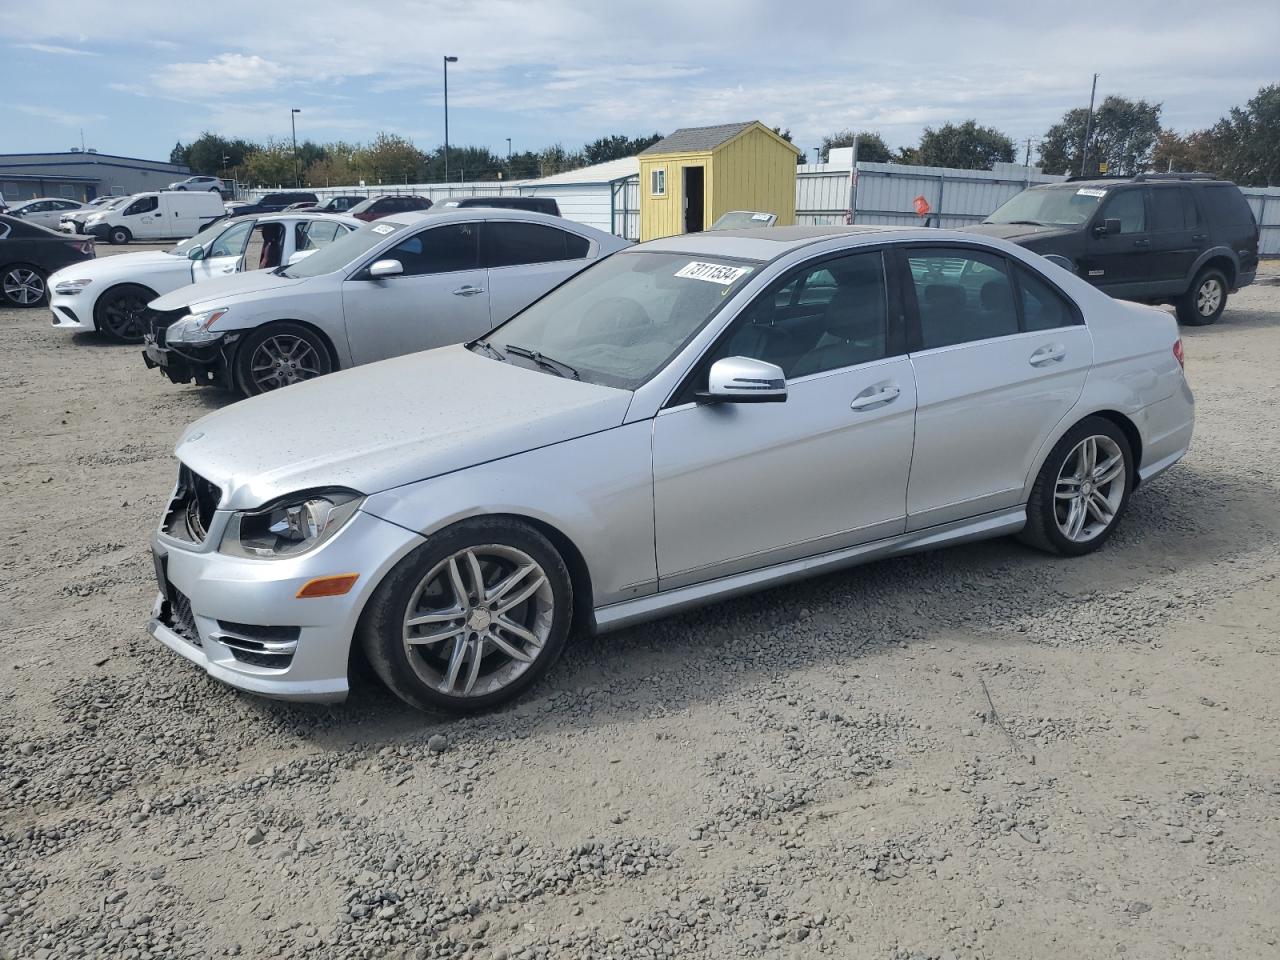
[650,168,666,197]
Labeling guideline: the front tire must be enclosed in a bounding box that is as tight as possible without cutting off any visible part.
[1176,267,1227,326]
[108,226,131,246]
[233,321,334,396]
[1019,416,1133,556]
[359,518,573,713]
[94,284,155,343]
[1,263,47,307]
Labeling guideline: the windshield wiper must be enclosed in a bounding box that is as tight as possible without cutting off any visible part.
[504,344,579,380]
[469,339,506,360]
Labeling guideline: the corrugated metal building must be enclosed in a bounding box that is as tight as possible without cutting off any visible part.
[638,122,799,240]
[0,151,191,203]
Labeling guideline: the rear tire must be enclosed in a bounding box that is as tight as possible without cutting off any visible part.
[358,517,573,713]
[108,226,131,246]
[93,284,155,343]
[1,263,47,307]
[233,321,334,396]
[1018,416,1133,557]
[1176,267,1227,326]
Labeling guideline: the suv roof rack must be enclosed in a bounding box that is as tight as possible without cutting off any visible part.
[1063,175,1133,182]
[1133,172,1220,182]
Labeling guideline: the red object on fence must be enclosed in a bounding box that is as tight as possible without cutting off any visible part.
[913,195,931,217]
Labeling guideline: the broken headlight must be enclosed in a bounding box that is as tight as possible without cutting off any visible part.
[219,489,363,559]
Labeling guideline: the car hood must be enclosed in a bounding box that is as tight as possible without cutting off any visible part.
[174,346,633,509]
[963,222,1077,244]
[49,249,177,284]
[150,269,306,310]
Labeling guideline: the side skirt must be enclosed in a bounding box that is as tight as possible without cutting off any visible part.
[591,507,1026,633]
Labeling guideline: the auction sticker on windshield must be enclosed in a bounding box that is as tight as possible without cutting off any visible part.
[371,223,396,235]
[1076,188,1107,198]
[675,262,752,285]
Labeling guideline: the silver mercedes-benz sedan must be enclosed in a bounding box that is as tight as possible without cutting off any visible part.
[148,225,1194,712]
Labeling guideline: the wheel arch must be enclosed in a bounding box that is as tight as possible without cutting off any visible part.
[1024,407,1145,499]
[1188,248,1237,288]
[230,317,343,372]
[93,281,159,331]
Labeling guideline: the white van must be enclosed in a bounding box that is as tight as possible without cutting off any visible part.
[84,191,225,244]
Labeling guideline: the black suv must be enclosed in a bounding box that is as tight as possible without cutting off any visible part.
[966,174,1259,325]
[230,192,320,217]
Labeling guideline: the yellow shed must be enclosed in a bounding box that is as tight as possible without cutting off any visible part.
[637,121,800,241]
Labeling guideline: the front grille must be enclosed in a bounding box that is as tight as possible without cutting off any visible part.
[162,587,200,647]
[53,305,80,325]
[229,648,294,669]
[213,621,299,670]
[162,466,222,543]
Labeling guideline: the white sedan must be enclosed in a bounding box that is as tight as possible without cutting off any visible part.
[9,197,91,230]
[148,225,1194,711]
[47,212,359,342]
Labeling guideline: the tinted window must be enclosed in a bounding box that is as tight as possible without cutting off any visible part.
[1101,190,1145,234]
[1149,187,1198,231]
[125,196,158,215]
[385,223,479,275]
[1016,267,1076,332]
[297,219,345,251]
[483,222,580,267]
[709,251,887,379]
[907,248,1019,349]
[1200,185,1255,227]
[209,220,254,258]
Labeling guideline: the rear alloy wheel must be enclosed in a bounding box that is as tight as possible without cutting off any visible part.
[2,264,47,307]
[359,518,573,712]
[235,322,333,395]
[1019,416,1133,556]
[94,284,154,342]
[1176,268,1227,326]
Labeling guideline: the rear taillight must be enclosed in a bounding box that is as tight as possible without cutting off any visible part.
[1173,338,1185,369]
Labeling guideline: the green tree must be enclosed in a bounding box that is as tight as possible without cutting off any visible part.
[1149,129,1223,175]
[240,139,295,187]
[917,120,1015,170]
[582,133,663,165]
[1205,84,1280,186]
[1039,96,1162,176]
[355,133,426,184]
[818,130,892,163]
[169,141,188,166]
[182,132,254,177]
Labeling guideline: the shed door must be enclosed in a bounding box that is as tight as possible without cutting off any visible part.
[683,166,704,233]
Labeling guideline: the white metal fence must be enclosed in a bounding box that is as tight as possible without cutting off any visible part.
[255,166,1280,253]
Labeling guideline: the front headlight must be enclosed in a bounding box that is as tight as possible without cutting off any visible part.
[86,214,105,224]
[219,490,363,559]
[167,308,229,345]
[54,278,93,295]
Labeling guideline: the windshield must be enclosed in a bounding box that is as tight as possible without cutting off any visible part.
[169,219,239,256]
[481,251,759,390]
[985,186,1106,226]
[278,221,404,278]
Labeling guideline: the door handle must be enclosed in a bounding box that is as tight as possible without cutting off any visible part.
[850,384,900,410]
[1132,238,1150,247]
[452,285,485,297]
[1192,234,1208,241]
[1029,344,1066,366]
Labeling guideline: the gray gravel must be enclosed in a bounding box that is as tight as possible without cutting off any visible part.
[1,250,1278,958]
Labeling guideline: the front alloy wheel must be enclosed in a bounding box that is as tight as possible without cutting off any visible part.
[2,266,46,307]
[96,285,153,342]
[359,518,573,712]
[236,322,333,395]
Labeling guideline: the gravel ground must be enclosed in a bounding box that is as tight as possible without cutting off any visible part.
[2,248,1278,960]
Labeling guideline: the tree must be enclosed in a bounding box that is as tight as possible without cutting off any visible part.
[182,132,254,177]
[1149,129,1222,175]
[818,130,892,163]
[1206,84,1280,186]
[304,143,361,188]
[917,120,1015,170]
[239,139,295,187]
[1039,96,1162,176]
[582,133,663,165]
[356,132,425,184]
[535,143,585,177]
[169,141,188,166]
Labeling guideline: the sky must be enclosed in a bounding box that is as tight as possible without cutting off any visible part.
[2,0,1276,165]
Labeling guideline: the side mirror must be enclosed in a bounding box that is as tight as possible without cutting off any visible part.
[696,356,787,404]
[368,258,403,279]
[187,246,206,261]
[1095,218,1122,237]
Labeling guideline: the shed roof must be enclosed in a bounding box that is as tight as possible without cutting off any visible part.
[640,122,757,156]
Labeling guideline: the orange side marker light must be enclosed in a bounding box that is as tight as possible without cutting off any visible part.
[296,574,360,599]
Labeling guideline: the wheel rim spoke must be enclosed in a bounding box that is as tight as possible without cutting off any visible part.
[486,630,533,663]
[495,615,541,649]
[441,636,467,693]
[407,624,465,646]
[1055,434,1125,543]
[462,638,485,694]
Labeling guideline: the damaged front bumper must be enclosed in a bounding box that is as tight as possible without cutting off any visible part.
[142,330,243,389]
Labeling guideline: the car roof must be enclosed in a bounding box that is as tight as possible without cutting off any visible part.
[634,224,942,260]
[227,212,363,228]
[381,207,602,234]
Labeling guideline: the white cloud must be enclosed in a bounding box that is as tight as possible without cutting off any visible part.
[152,53,290,95]
[19,42,98,56]
[14,104,106,126]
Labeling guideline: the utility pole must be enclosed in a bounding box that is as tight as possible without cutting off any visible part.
[1079,73,1098,177]
[443,56,458,183]
[291,108,301,187]
[1024,137,1033,186]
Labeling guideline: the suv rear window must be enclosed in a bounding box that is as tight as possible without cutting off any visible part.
[1200,184,1255,227]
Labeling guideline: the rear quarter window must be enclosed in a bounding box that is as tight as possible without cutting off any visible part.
[1200,185,1256,228]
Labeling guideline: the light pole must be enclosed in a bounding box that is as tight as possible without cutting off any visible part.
[443,55,458,183]
[290,108,301,187]
[1079,73,1098,177]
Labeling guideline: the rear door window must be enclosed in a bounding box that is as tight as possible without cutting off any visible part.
[483,221,585,267]
[905,248,1020,349]
[1200,185,1256,227]
[1150,187,1197,231]
[1015,266,1078,332]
